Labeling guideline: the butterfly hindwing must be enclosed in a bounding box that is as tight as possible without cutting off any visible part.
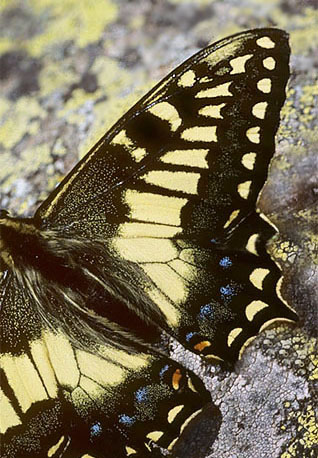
[0,271,212,457]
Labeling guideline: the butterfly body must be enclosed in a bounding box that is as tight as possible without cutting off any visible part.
[0,28,297,457]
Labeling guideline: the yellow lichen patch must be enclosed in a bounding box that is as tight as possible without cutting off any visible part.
[281,405,318,458]
[58,88,96,123]
[288,9,318,55]
[78,58,144,159]
[0,97,45,150]
[0,97,11,119]
[309,353,318,381]
[0,144,52,191]
[0,0,19,12]
[298,83,318,123]
[0,37,14,54]
[26,0,117,57]
[38,61,77,97]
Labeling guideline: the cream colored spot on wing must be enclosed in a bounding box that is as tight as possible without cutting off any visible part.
[141,170,200,194]
[48,436,65,458]
[146,431,164,442]
[257,78,272,93]
[199,103,225,119]
[188,377,198,393]
[259,212,278,231]
[125,446,138,456]
[167,437,179,451]
[178,70,196,87]
[224,209,240,229]
[181,126,217,142]
[161,148,209,168]
[77,350,125,387]
[145,443,152,452]
[275,277,297,313]
[252,101,268,119]
[0,388,21,433]
[168,405,184,423]
[205,353,224,362]
[238,180,252,199]
[111,129,134,147]
[249,268,270,290]
[246,233,259,255]
[118,222,182,238]
[112,237,178,263]
[257,36,275,49]
[44,332,79,389]
[180,409,202,434]
[131,147,147,162]
[259,317,295,333]
[168,259,196,282]
[275,276,288,306]
[229,54,253,74]
[149,102,181,132]
[196,82,232,98]
[245,300,269,321]
[125,189,187,226]
[241,152,257,170]
[146,284,180,327]
[246,126,261,143]
[263,56,276,70]
[30,338,58,398]
[0,353,48,414]
[238,335,257,359]
[227,327,243,347]
[276,276,284,301]
[143,263,187,304]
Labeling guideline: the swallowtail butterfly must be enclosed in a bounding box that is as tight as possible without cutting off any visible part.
[0,28,298,457]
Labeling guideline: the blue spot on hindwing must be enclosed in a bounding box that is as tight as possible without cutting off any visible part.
[219,256,232,268]
[135,387,148,403]
[90,422,102,437]
[220,284,235,297]
[186,332,196,342]
[119,414,135,427]
[199,303,214,320]
[159,364,169,378]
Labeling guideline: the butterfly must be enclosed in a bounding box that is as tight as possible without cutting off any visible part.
[0,28,298,457]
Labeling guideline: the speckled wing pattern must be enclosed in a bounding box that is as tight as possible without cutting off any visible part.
[0,28,297,457]
[0,271,210,457]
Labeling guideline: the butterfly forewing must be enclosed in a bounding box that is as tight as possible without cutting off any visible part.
[34,28,296,361]
[37,28,289,239]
